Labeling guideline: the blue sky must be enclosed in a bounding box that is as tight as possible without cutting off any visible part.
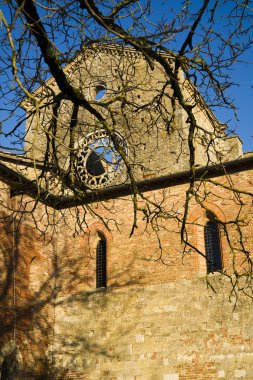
[215,57,253,153]
[147,0,253,153]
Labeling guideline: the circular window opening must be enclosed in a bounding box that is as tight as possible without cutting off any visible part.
[75,130,127,189]
[89,80,107,101]
[95,84,107,100]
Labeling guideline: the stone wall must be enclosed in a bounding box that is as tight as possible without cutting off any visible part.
[23,45,242,187]
[53,278,253,380]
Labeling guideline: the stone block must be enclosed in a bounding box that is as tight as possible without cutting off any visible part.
[135,335,145,343]
[163,373,179,380]
[218,370,225,378]
[235,369,246,378]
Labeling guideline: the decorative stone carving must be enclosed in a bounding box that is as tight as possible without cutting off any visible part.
[75,130,127,189]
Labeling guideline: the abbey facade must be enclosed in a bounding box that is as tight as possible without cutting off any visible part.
[0,45,253,380]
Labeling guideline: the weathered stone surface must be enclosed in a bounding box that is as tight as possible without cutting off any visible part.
[51,278,253,379]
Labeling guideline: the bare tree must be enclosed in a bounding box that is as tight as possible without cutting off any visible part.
[0,0,252,265]
[1,1,253,378]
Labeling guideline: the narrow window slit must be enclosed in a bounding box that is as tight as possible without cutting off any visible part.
[204,221,222,273]
[96,239,107,288]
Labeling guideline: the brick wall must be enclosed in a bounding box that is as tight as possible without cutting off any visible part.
[0,212,55,378]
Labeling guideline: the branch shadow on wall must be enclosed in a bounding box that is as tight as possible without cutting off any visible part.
[0,218,154,379]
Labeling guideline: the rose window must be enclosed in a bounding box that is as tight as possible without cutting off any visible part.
[75,130,127,189]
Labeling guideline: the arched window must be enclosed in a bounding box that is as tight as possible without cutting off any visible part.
[96,239,107,288]
[204,221,222,273]
[29,257,42,293]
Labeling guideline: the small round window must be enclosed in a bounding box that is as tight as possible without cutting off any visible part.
[95,84,107,100]
[90,81,107,101]
[75,130,127,189]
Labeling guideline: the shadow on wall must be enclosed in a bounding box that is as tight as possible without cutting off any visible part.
[0,217,55,378]
[0,217,148,379]
[0,206,252,379]
[0,341,22,380]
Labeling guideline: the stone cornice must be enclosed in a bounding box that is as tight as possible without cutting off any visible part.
[0,153,252,210]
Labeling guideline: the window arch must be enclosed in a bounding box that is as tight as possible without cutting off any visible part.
[96,238,107,288]
[29,256,42,293]
[29,256,50,297]
[204,221,222,273]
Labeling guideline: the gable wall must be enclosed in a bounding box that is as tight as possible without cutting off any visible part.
[24,47,242,187]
